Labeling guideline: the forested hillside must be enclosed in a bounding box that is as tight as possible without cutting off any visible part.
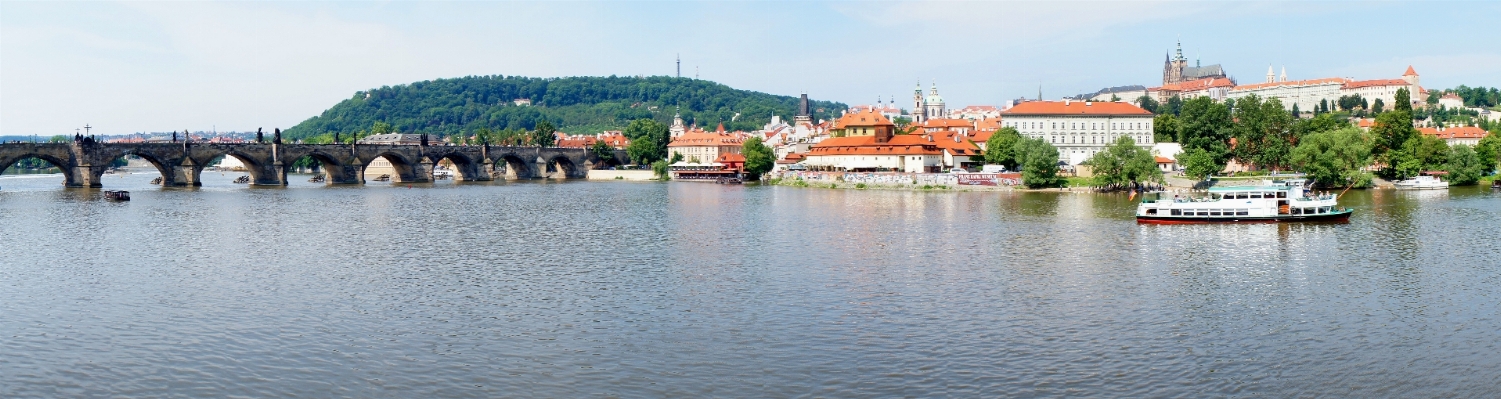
[283,75,845,140]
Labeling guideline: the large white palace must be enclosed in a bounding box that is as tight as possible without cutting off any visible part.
[1227,66,1423,111]
[999,100,1156,165]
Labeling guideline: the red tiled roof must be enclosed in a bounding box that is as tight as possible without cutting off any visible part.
[716,153,746,163]
[1161,77,1234,92]
[921,118,974,128]
[1155,156,1174,163]
[1001,101,1151,116]
[1419,126,1488,139]
[833,109,895,129]
[668,131,745,147]
[1404,65,1418,76]
[1342,79,1408,89]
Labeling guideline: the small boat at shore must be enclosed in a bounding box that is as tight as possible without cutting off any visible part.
[104,190,130,201]
[1394,175,1448,190]
[1136,178,1352,224]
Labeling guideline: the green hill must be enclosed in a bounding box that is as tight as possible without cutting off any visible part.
[284,75,846,140]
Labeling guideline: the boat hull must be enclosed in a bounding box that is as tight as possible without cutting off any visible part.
[1137,210,1352,224]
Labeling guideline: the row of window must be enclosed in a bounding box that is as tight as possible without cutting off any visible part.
[1006,120,1151,131]
[1170,209,1251,216]
[1211,191,1288,199]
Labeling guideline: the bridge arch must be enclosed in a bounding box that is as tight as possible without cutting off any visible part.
[492,153,535,179]
[0,153,76,187]
[192,150,270,186]
[96,148,177,185]
[284,151,351,184]
[364,152,421,183]
[428,151,481,182]
[546,155,581,179]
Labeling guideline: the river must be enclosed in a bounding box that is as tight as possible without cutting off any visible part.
[2,170,1499,397]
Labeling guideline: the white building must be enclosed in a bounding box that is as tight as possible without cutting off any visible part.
[998,100,1156,165]
[1420,126,1488,147]
[949,105,1000,121]
[1228,66,1423,112]
[1437,93,1465,109]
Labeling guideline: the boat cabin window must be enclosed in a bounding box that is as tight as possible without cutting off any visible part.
[1209,210,1222,216]
[1171,209,1182,216]
[1250,192,1263,199]
[1277,192,1287,198]
[1233,192,1247,199]
[1291,207,1302,215]
[1236,209,1249,216]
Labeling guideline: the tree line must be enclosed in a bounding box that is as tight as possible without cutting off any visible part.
[282,75,845,141]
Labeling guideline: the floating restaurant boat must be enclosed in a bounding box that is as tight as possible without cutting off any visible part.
[1393,175,1449,190]
[104,190,130,201]
[1136,178,1352,224]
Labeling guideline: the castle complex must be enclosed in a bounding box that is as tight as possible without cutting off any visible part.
[1162,41,1228,86]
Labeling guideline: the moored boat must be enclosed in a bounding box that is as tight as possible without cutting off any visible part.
[104,190,130,201]
[1393,175,1448,190]
[1136,178,1352,224]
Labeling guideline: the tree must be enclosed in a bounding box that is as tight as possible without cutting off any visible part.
[983,127,1022,170]
[670,152,684,164]
[1136,95,1160,114]
[1232,95,1297,171]
[590,140,615,166]
[1084,136,1163,189]
[1015,137,1063,188]
[1289,127,1372,188]
[624,119,669,165]
[1176,96,1233,172]
[1394,87,1412,112]
[1164,96,1184,116]
[1475,132,1501,171]
[1291,103,1301,117]
[1371,98,1385,114]
[1110,94,1121,102]
[1393,134,1449,179]
[371,121,393,135]
[1152,114,1178,143]
[1179,148,1220,180]
[1426,90,1442,105]
[1446,144,1484,186]
[1370,110,1417,178]
[651,160,670,180]
[893,117,913,133]
[741,136,775,180]
[1293,113,1350,137]
[533,120,557,147]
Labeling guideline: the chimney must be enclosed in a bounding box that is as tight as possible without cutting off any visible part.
[1064,99,1071,106]
[1085,101,1092,106]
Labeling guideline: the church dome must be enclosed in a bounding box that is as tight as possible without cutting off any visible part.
[925,94,944,104]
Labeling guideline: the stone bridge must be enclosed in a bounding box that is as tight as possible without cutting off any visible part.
[0,141,629,188]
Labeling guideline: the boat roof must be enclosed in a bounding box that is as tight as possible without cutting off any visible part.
[1207,185,1295,192]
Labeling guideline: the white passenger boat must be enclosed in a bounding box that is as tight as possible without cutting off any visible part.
[1136,178,1352,224]
[1393,175,1448,190]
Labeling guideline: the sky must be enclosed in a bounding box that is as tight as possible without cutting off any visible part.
[3,1,1498,136]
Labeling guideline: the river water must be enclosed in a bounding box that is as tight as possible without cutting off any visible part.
[3,170,1499,397]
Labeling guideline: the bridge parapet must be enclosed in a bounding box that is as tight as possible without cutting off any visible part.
[0,142,603,188]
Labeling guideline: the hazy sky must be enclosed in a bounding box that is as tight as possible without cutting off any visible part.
[3,1,1497,135]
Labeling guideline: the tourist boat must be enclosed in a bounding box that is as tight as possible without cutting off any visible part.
[234,175,251,184]
[308,174,326,183]
[373,174,391,182]
[715,176,742,185]
[104,190,130,201]
[150,177,164,185]
[1394,175,1448,190]
[1136,178,1352,224]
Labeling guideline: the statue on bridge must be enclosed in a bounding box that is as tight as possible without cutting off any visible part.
[172,132,177,142]
[274,128,282,145]
[421,134,428,146]
[256,128,264,144]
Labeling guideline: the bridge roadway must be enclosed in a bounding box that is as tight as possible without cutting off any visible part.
[0,141,628,188]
